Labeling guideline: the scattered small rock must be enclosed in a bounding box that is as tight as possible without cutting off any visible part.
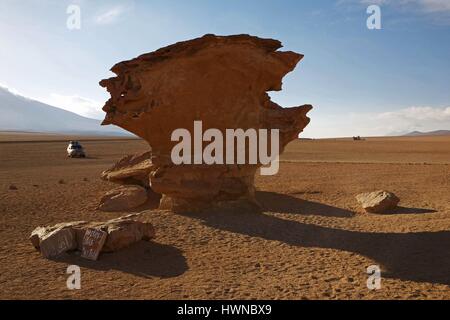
[83,178,89,182]
[58,179,65,184]
[356,190,400,213]
[9,184,18,190]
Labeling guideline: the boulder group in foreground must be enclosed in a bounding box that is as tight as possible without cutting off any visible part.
[30,213,155,260]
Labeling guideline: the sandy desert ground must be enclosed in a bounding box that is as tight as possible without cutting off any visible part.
[0,133,449,299]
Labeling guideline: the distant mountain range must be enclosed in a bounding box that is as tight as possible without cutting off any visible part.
[404,130,450,137]
[0,87,130,136]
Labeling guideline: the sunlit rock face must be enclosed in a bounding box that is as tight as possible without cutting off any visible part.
[100,34,312,212]
[101,151,153,188]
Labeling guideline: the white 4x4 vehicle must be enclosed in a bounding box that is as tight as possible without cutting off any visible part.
[67,141,86,158]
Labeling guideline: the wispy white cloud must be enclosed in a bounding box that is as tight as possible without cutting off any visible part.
[361,0,450,13]
[377,105,450,122]
[0,84,105,119]
[94,6,127,25]
[38,93,104,119]
[303,105,450,138]
[419,0,450,13]
[0,82,20,95]
[359,0,390,5]
[339,0,450,23]
[375,106,450,134]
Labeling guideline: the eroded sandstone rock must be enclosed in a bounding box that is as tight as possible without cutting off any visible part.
[30,221,86,258]
[100,34,312,212]
[98,214,156,252]
[101,151,153,187]
[97,185,148,212]
[30,213,155,259]
[356,190,400,213]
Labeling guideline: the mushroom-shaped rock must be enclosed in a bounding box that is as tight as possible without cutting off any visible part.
[100,34,312,212]
[356,190,400,213]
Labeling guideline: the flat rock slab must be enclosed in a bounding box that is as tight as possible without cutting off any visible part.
[98,185,148,212]
[30,213,155,259]
[101,151,153,187]
[356,190,400,213]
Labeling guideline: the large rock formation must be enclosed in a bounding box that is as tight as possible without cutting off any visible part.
[30,213,155,259]
[100,34,312,212]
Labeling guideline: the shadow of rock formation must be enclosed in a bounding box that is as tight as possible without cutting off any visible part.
[391,206,437,215]
[53,241,188,279]
[183,191,449,285]
[256,191,354,218]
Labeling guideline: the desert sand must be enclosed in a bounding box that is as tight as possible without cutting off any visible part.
[1,133,449,299]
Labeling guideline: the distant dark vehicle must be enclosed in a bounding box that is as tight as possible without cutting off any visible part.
[67,141,86,158]
[353,136,364,141]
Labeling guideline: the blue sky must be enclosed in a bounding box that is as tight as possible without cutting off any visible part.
[0,0,449,137]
